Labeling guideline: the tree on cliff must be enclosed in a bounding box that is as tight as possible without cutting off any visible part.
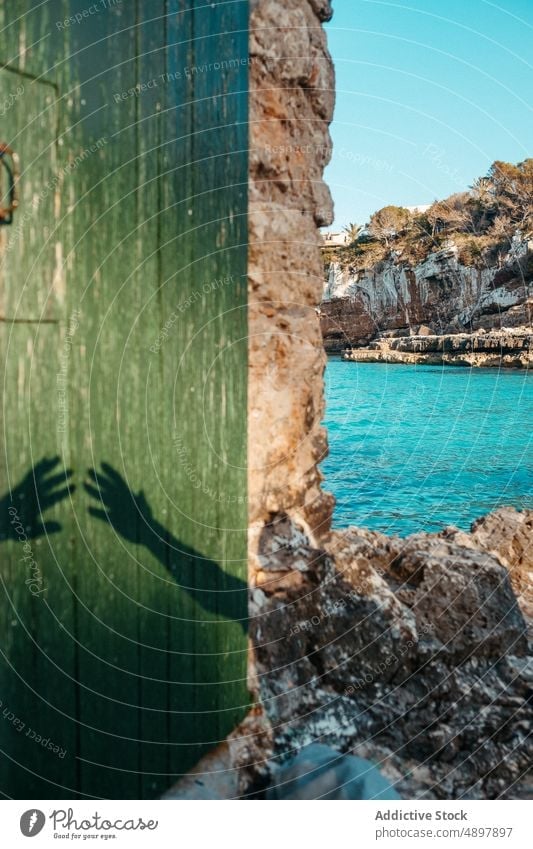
[327,158,532,271]
[489,159,533,236]
[368,205,411,246]
[470,176,494,205]
[343,222,363,245]
[491,212,515,241]
[426,192,474,235]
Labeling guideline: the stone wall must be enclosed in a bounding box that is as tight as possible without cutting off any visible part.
[248,0,335,554]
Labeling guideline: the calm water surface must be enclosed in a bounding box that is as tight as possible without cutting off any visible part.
[322,358,533,536]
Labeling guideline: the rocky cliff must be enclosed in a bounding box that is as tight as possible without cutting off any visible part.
[343,329,532,368]
[320,241,532,353]
[169,505,533,799]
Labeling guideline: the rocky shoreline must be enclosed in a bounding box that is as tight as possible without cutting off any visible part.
[248,506,533,800]
[341,329,532,368]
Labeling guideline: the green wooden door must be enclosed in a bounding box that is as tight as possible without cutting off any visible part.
[0,1,248,799]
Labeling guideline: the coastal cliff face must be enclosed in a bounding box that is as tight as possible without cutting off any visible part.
[320,241,532,352]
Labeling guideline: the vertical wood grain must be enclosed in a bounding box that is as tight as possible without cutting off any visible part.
[0,0,248,799]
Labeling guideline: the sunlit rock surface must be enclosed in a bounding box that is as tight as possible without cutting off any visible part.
[342,330,532,367]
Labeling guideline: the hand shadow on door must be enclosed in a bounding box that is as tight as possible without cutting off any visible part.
[0,457,247,629]
[0,456,74,541]
[0,458,248,798]
[84,462,248,634]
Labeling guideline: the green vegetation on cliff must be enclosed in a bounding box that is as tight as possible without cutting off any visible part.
[324,159,533,272]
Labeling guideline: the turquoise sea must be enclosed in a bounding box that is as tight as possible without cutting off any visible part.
[322,358,533,536]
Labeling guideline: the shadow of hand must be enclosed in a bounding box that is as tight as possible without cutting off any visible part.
[1,456,74,540]
[84,462,248,631]
[84,463,154,544]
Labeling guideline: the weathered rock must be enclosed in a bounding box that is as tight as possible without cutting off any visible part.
[253,512,328,596]
[266,743,401,799]
[249,0,335,547]
[384,536,528,661]
[320,246,532,353]
[252,511,533,799]
[307,0,334,23]
[342,330,532,368]
[445,507,533,624]
[247,0,338,784]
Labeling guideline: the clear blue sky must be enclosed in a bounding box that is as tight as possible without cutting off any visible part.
[324,0,533,230]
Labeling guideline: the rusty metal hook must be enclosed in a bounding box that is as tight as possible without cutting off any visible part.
[0,143,20,224]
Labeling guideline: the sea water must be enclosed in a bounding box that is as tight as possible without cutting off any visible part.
[322,358,533,536]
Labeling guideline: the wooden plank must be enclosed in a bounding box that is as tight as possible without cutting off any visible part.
[163,0,249,774]
[67,5,142,799]
[0,67,77,797]
[135,0,172,800]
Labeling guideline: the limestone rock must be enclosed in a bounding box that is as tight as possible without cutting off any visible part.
[448,507,533,623]
[321,248,532,353]
[341,330,532,368]
[249,0,335,544]
[384,536,528,660]
[252,511,532,799]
